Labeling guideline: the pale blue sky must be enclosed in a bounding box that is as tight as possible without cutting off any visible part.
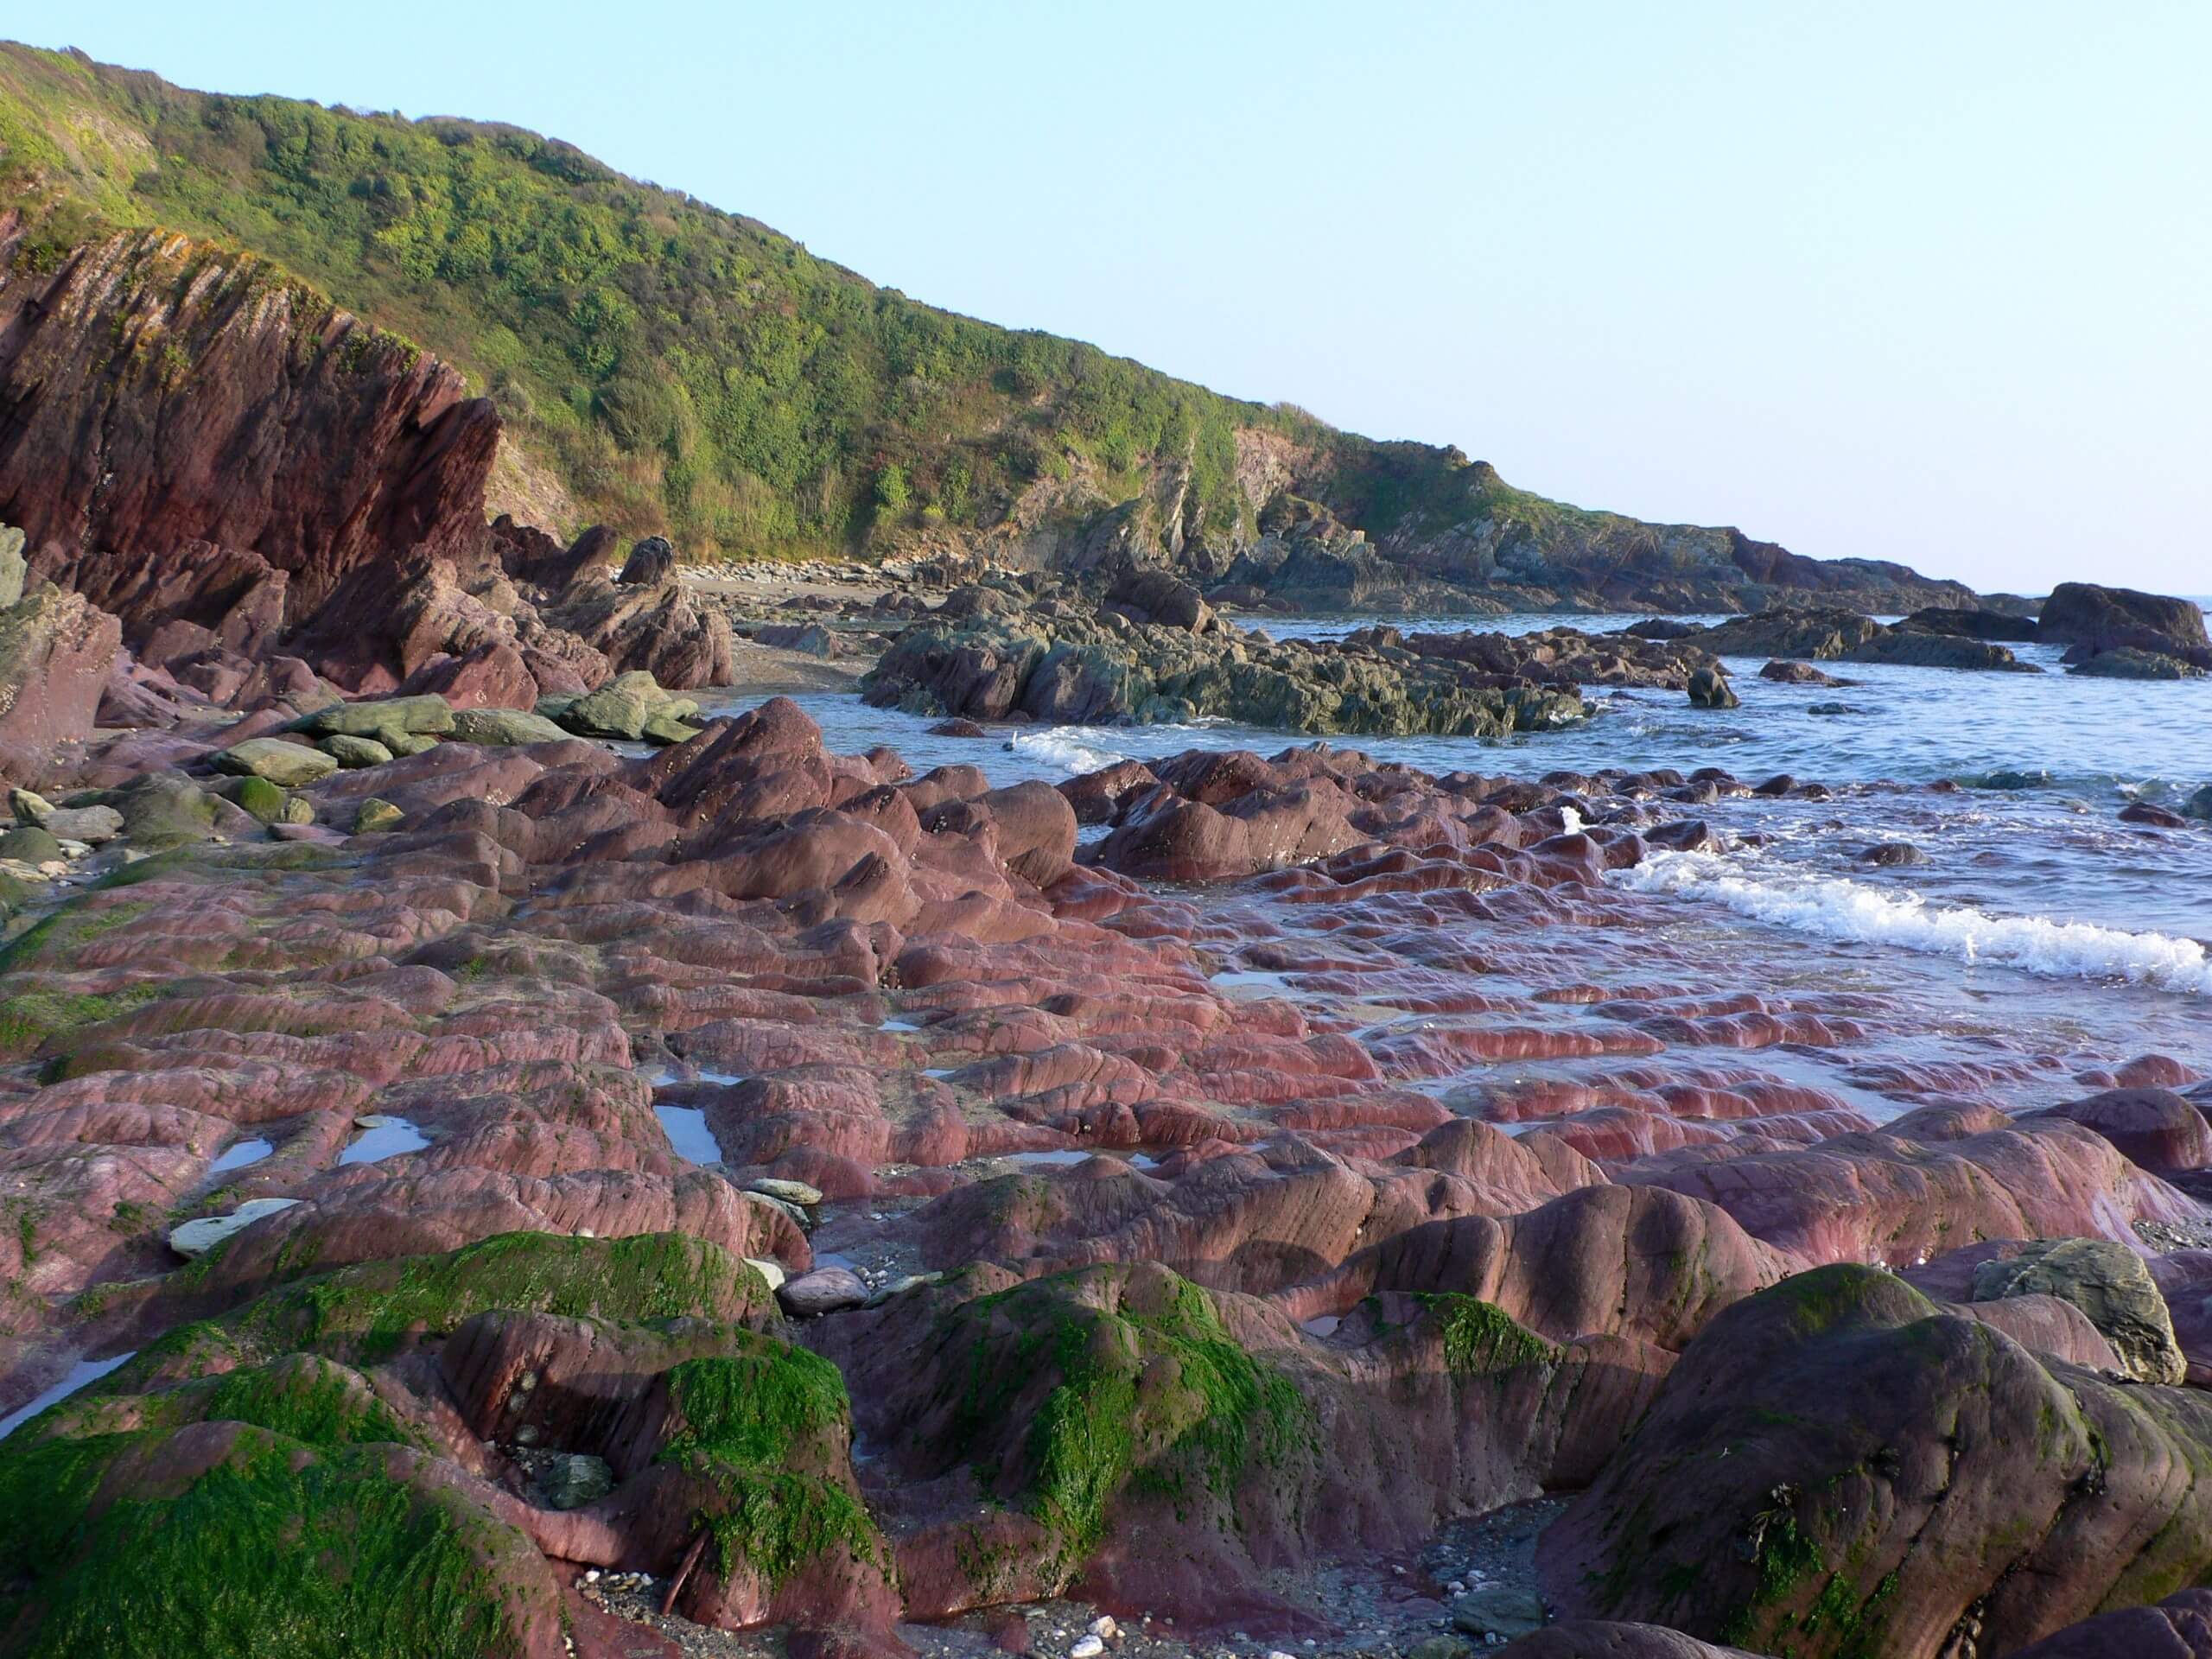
[14,3,2209,592]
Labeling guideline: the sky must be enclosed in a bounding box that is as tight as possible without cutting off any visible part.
[10,2,2209,594]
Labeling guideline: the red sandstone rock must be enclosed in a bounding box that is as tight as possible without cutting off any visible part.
[0,582,122,779]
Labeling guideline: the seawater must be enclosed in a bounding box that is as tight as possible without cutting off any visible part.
[695,608,2212,1072]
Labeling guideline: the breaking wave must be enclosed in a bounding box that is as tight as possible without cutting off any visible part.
[1611,850,2212,995]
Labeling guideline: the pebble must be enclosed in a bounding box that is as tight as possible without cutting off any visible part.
[1071,1637,1105,1658]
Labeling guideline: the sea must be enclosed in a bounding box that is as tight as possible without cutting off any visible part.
[696,606,2212,1118]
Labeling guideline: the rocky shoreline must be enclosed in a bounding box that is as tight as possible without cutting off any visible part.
[0,671,2208,1659]
[1,217,2209,1659]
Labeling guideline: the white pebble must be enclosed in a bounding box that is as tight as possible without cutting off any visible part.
[1088,1616,1119,1640]
[1070,1637,1105,1659]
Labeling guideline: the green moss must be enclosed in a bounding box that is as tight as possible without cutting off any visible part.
[1716,1489,1828,1649]
[243,1230,768,1363]
[0,899,150,971]
[195,1354,423,1448]
[0,983,164,1058]
[655,1344,882,1592]
[946,1269,1312,1576]
[0,1426,523,1657]
[1414,1294,1558,1375]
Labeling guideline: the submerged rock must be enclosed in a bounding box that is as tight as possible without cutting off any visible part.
[2068,646,2205,680]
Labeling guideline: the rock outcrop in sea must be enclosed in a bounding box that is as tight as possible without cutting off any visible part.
[860,574,1723,738]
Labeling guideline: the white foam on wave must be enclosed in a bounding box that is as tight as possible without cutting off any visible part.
[1006,728,1131,776]
[1611,849,2212,995]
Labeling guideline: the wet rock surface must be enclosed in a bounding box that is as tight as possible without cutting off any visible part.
[0,684,2205,1659]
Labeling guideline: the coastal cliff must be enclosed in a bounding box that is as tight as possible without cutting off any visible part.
[0,41,1972,615]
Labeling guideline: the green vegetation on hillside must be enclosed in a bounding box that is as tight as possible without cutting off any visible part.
[0,41,1340,557]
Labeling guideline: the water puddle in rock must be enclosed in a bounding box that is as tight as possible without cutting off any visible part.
[879,1018,924,1033]
[646,1065,748,1088]
[655,1104,726,1166]
[1208,969,1300,998]
[338,1115,429,1166]
[208,1137,274,1173]
[1301,1315,1342,1338]
[0,1351,136,1440]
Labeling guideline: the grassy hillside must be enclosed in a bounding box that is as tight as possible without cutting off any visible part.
[0,41,1354,558]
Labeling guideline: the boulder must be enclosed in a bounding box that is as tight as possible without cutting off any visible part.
[1757,659,1841,685]
[1856,841,1925,867]
[777,1267,870,1317]
[640,710,705,747]
[2009,1591,2212,1658]
[212,737,340,787]
[616,536,676,585]
[448,708,571,746]
[304,695,457,740]
[1844,630,2036,671]
[2027,1087,2212,1174]
[1900,606,2041,643]
[1687,607,1885,660]
[1971,1236,2187,1384]
[119,774,226,846]
[537,1452,617,1511]
[541,574,734,689]
[39,804,124,844]
[1685,666,1738,709]
[225,775,289,825]
[2120,801,2190,828]
[353,798,404,834]
[559,671,685,741]
[0,523,25,608]
[1453,1586,1548,1642]
[0,823,63,864]
[0,582,123,779]
[1543,1263,2212,1656]
[318,733,394,769]
[2038,582,2211,667]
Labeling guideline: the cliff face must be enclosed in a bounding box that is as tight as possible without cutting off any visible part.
[0,213,734,711]
[0,213,500,642]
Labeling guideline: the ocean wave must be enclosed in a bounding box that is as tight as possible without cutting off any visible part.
[1611,849,2212,995]
[1006,728,1131,775]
